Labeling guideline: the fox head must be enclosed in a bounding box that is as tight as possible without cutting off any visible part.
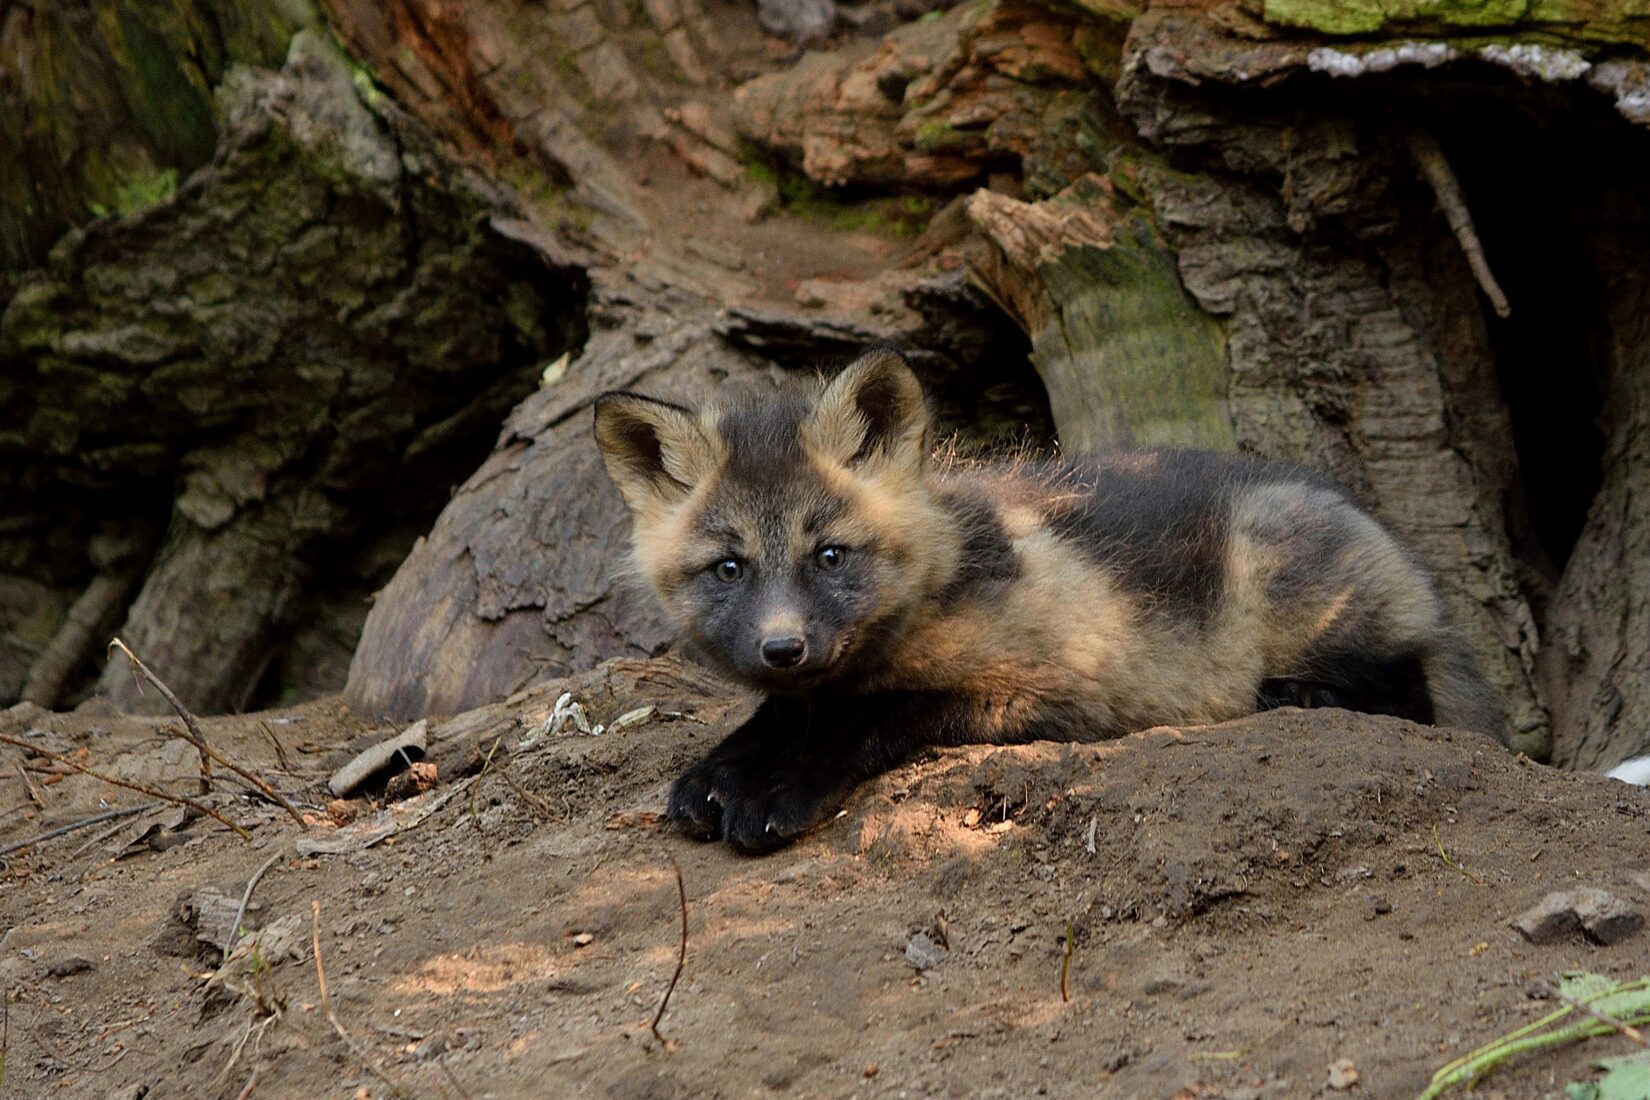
[593,348,960,692]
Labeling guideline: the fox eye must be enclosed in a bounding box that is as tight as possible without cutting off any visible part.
[815,546,847,571]
[713,558,744,583]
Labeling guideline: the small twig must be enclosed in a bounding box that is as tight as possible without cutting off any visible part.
[1431,824,1484,885]
[68,813,150,860]
[651,854,689,1048]
[1060,923,1074,1003]
[234,1070,259,1100]
[109,638,308,829]
[258,721,292,773]
[311,900,409,1098]
[1543,981,1650,1048]
[1405,127,1511,319]
[438,1056,476,1100]
[15,764,45,808]
[223,850,286,958]
[468,737,504,830]
[0,801,163,857]
[0,734,248,839]
[498,767,557,821]
[108,637,211,788]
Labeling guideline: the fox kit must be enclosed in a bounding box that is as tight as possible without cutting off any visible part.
[594,348,1505,853]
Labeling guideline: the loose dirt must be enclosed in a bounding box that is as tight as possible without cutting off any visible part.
[3,660,1648,1100]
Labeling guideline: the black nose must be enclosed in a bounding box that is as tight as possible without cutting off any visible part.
[760,637,806,669]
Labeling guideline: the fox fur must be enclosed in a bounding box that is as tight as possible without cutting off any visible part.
[593,347,1506,853]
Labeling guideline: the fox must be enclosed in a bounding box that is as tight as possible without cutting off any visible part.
[593,347,1506,853]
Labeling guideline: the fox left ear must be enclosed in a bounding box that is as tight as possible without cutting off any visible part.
[593,392,718,514]
[804,347,929,471]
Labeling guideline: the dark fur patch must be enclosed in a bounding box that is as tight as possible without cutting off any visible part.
[716,391,812,488]
[1043,451,1261,623]
[1257,650,1434,725]
[934,488,1019,608]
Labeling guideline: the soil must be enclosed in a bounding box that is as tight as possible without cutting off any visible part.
[3,663,1649,1100]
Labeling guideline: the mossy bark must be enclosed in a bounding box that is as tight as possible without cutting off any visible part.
[0,0,320,276]
[0,32,585,713]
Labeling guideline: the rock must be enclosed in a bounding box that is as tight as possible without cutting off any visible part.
[904,930,948,970]
[44,955,95,978]
[757,0,837,43]
[1511,887,1644,945]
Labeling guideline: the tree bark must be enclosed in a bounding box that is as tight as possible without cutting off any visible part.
[2,30,585,713]
[1541,219,1650,769]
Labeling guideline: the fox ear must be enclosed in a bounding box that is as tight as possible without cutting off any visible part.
[593,393,717,512]
[805,347,929,471]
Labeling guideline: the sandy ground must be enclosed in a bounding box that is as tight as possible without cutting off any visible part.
[2,661,1649,1100]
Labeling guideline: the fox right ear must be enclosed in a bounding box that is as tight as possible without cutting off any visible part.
[593,393,717,512]
[805,347,929,472]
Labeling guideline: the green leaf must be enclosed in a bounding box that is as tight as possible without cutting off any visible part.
[1559,972,1620,1002]
[1588,1051,1650,1100]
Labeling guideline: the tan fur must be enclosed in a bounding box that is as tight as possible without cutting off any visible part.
[801,350,929,471]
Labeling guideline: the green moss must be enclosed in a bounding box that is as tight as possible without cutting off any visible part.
[114,168,179,214]
[1263,0,1642,42]
[912,119,971,154]
[638,38,676,82]
[1033,212,1233,452]
[775,174,935,238]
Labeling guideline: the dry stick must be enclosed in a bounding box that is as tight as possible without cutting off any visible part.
[257,721,292,774]
[311,900,410,1099]
[15,764,46,809]
[497,766,557,821]
[1060,923,1074,1004]
[223,850,285,958]
[652,854,689,1047]
[67,812,153,860]
[468,737,504,830]
[1545,982,1650,1048]
[437,1056,476,1100]
[234,1070,259,1100]
[108,638,309,829]
[0,733,249,840]
[108,637,211,788]
[0,801,163,858]
[1405,128,1511,319]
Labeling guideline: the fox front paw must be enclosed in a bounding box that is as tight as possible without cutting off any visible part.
[666,757,837,854]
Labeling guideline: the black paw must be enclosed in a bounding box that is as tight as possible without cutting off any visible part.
[666,756,837,855]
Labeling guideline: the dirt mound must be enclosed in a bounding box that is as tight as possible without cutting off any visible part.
[2,667,1648,1099]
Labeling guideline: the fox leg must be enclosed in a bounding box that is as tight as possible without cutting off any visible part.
[668,691,1008,854]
